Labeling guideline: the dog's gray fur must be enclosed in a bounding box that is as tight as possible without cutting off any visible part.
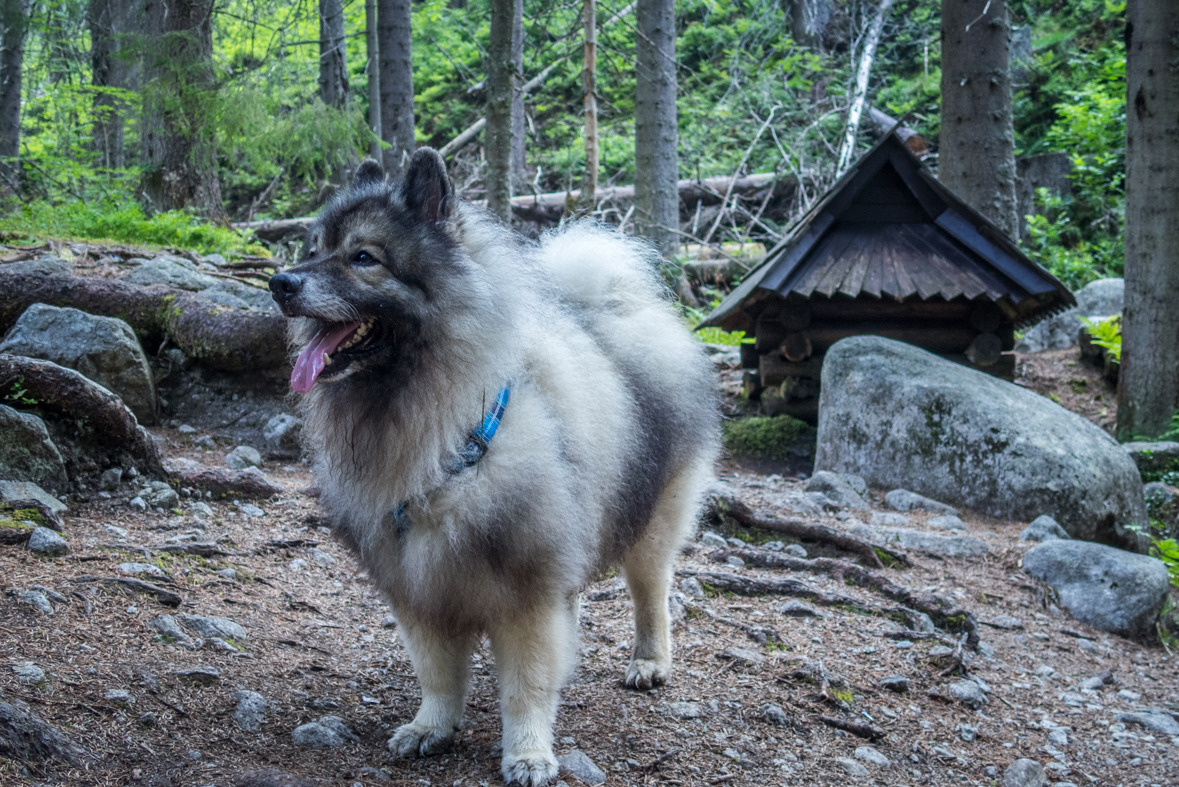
[271,149,719,786]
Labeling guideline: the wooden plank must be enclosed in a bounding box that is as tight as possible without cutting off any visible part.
[895,224,992,301]
[760,210,837,292]
[786,229,851,297]
[935,209,1056,295]
[803,323,978,353]
[841,203,928,223]
[879,243,903,298]
[838,231,879,298]
[813,228,866,297]
[860,248,883,298]
[808,296,972,322]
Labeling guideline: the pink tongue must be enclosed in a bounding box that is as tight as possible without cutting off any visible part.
[291,322,362,393]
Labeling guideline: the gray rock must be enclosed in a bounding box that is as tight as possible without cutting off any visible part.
[666,701,702,719]
[759,702,789,726]
[147,614,195,647]
[188,501,213,517]
[763,490,824,517]
[0,480,66,513]
[0,304,157,424]
[1022,540,1169,640]
[12,662,45,683]
[700,531,727,549]
[226,445,262,470]
[556,750,605,786]
[853,745,891,767]
[1016,278,1124,353]
[1116,711,1179,735]
[215,568,237,580]
[815,337,1148,545]
[869,511,911,527]
[927,514,967,531]
[1002,757,1047,787]
[783,543,807,558]
[725,555,745,568]
[1121,441,1179,478]
[205,279,275,311]
[986,615,1024,630]
[1048,728,1069,747]
[679,577,705,598]
[835,756,870,777]
[310,547,335,566]
[175,667,220,686]
[263,414,302,450]
[239,502,265,517]
[879,675,908,692]
[776,600,822,618]
[27,526,69,556]
[120,255,218,291]
[17,590,52,614]
[199,290,251,310]
[104,689,133,706]
[0,255,72,276]
[0,405,67,487]
[99,467,123,491]
[720,647,765,664]
[847,522,989,556]
[315,715,357,742]
[141,481,179,509]
[291,721,344,749]
[885,488,958,516]
[232,691,267,731]
[1020,515,1071,542]
[1143,481,1174,515]
[288,558,308,570]
[804,471,871,510]
[177,614,247,643]
[949,680,988,709]
[128,496,147,511]
[762,540,784,551]
[118,562,168,578]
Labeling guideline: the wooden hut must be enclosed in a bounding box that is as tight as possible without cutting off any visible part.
[699,131,1075,422]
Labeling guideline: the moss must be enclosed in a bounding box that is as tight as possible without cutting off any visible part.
[874,547,900,568]
[0,505,46,532]
[830,688,855,704]
[722,415,816,462]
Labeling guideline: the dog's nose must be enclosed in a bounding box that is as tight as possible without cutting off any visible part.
[269,272,303,302]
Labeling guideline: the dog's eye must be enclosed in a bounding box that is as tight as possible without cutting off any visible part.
[353,251,376,266]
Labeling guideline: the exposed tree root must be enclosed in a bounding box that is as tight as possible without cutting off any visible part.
[678,569,874,615]
[682,598,783,646]
[68,576,182,607]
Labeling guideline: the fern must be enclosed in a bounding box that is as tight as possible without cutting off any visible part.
[1080,315,1121,362]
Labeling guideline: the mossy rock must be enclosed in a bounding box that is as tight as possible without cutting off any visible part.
[722,415,816,462]
[0,498,62,544]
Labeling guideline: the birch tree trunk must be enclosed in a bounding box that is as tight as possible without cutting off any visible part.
[486,0,520,222]
[835,0,894,175]
[318,0,349,110]
[1116,0,1179,439]
[377,0,415,178]
[88,0,140,170]
[577,0,598,214]
[939,0,1018,238]
[0,0,29,187]
[634,0,678,256]
[365,0,382,160]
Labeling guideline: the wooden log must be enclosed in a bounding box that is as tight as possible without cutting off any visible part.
[780,332,813,362]
[803,323,978,354]
[759,354,823,386]
[741,370,763,400]
[808,297,972,323]
[969,301,1004,333]
[965,333,1003,366]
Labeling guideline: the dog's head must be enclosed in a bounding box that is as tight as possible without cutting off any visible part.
[269,148,459,393]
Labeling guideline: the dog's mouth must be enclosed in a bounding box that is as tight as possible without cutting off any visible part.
[291,317,384,392]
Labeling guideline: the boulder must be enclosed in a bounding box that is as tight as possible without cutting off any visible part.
[815,337,1147,547]
[0,255,72,276]
[803,471,870,510]
[0,480,66,513]
[263,414,302,450]
[1022,540,1169,640]
[0,304,157,424]
[846,521,989,556]
[1019,515,1070,542]
[1015,278,1123,353]
[0,406,67,487]
[27,526,69,556]
[884,488,957,515]
[119,255,218,291]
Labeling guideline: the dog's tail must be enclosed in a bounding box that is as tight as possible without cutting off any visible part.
[537,222,669,311]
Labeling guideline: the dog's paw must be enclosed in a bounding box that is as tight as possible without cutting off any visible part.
[625,657,669,690]
[501,749,559,787]
[387,722,454,758]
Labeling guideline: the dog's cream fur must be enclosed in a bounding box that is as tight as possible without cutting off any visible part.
[282,151,718,786]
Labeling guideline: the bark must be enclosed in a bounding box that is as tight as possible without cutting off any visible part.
[318,0,349,109]
[634,0,678,256]
[1117,0,1179,439]
[89,0,140,169]
[789,0,832,49]
[835,0,895,175]
[866,105,928,153]
[0,273,288,372]
[139,0,223,218]
[0,0,29,186]
[377,0,414,177]
[365,0,382,160]
[678,570,871,613]
[510,0,526,191]
[577,0,598,214]
[939,0,1018,238]
[0,355,165,477]
[486,0,521,221]
[0,697,91,768]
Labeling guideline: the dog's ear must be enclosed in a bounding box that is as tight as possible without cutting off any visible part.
[401,148,453,223]
[353,158,385,188]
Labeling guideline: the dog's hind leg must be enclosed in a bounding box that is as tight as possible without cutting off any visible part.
[488,598,577,787]
[387,621,475,758]
[622,457,709,690]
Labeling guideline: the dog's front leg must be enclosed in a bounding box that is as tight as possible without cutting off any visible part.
[388,622,474,757]
[488,603,576,787]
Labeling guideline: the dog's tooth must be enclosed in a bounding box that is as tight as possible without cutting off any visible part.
[323,353,332,365]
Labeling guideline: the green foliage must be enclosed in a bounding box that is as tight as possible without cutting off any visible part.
[1080,315,1121,362]
[3,377,36,407]
[722,415,816,461]
[1150,538,1179,588]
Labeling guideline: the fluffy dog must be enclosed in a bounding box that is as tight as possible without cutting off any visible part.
[269,148,719,786]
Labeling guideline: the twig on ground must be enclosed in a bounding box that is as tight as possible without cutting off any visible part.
[814,714,885,740]
[68,576,182,607]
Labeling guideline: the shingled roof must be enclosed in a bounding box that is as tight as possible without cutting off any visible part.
[699,131,1076,332]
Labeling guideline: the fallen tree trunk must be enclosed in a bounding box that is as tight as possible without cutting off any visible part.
[0,273,288,372]
[0,355,164,477]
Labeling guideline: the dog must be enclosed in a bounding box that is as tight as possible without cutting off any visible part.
[269,148,719,786]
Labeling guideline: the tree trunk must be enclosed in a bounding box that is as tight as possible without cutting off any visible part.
[577,0,598,214]
[789,0,832,49]
[939,0,1018,239]
[139,0,223,218]
[634,0,678,256]
[88,0,140,169]
[835,0,895,175]
[510,0,526,191]
[1117,0,1179,439]
[0,0,29,187]
[377,0,414,178]
[318,0,349,109]
[365,0,382,160]
[486,0,521,222]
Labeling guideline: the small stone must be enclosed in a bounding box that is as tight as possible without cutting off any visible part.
[726,537,746,548]
[288,558,309,570]
[141,481,179,509]
[949,680,988,709]
[719,647,765,664]
[117,562,168,578]
[129,496,147,511]
[959,723,978,742]
[927,645,955,660]
[835,756,870,777]
[316,715,357,742]
[263,413,302,449]
[239,503,265,518]
[988,615,1025,630]
[879,675,909,692]
[226,446,263,470]
[175,667,221,686]
[1116,711,1179,735]
[853,745,891,767]
[104,689,134,706]
[928,514,967,531]
[215,568,237,580]
[12,662,45,684]
[679,577,706,598]
[762,540,784,551]
[147,614,194,647]
[1117,689,1141,702]
[1002,758,1046,787]
[310,547,335,566]
[26,526,69,556]
[177,614,247,643]
[292,722,343,749]
[884,488,958,516]
[104,524,129,538]
[178,424,196,434]
[776,600,822,618]
[667,702,702,719]
[188,501,213,517]
[99,468,123,491]
[894,640,913,649]
[724,555,745,568]
[233,690,268,732]
[380,614,396,629]
[870,511,911,527]
[556,750,606,786]
[783,543,807,558]
[1080,675,1106,691]
[1048,728,1069,747]
[17,590,52,614]
[759,702,789,726]
[1020,515,1070,542]
[700,531,727,549]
